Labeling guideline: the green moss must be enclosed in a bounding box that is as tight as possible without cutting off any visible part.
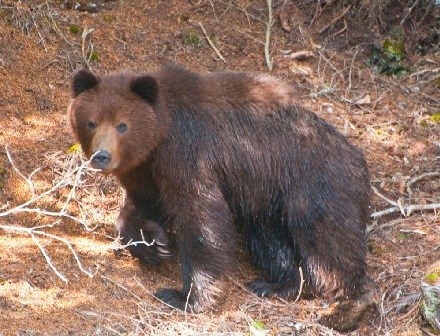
[103,15,115,24]
[0,8,13,18]
[250,320,267,330]
[369,243,387,256]
[367,27,409,76]
[0,167,6,190]
[183,28,202,47]
[429,113,440,123]
[383,27,405,62]
[248,320,270,335]
[425,273,440,285]
[88,50,99,62]
[69,24,80,34]
[399,232,412,240]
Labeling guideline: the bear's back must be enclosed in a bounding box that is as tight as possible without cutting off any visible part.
[157,65,297,114]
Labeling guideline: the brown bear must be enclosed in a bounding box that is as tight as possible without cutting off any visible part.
[68,64,371,317]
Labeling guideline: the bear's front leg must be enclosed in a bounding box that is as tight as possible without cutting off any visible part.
[154,185,237,312]
[117,196,170,264]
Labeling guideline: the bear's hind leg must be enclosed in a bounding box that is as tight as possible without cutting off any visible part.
[245,228,303,299]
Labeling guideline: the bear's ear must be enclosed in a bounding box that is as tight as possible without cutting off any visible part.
[130,76,158,104]
[72,69,98,98]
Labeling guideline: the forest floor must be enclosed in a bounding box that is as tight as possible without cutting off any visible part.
[0,1,439,335]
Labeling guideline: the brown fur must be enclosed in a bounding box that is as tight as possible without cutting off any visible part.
[68,64,371,316]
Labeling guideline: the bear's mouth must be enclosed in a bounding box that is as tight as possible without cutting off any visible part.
[91,162,119,173]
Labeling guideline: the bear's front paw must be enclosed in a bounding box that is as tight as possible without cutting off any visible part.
[154,288,191,311]
[125,236,171,264]
[117,219,171,264]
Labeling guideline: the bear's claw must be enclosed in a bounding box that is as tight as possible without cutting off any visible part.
[247,278,299,299]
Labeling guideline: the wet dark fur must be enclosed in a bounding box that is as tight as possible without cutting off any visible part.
[69,65,371,313]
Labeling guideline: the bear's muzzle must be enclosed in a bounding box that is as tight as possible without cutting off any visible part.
[92,149,112,170]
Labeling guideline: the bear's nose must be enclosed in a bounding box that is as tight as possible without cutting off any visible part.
[92,150,111,169]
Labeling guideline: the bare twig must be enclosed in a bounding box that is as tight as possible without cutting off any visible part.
[378,287,391,334]
[319,5,351,35]
[371,171,440,218]
[0,147,95,230]
[81,25,95,70]
[409,67,440,78]
[0,224,93,282]
[30,12,48,52]
[371,186,397,207]
[5,145,40,199]
[41,2,71,46]
[371,203,440,219]
[198,22,226,63]
[293,266,304,304]
[309,0,321,28]
[345,49,358,99]
[406,171,440,195]
[400,229,427,235]
[31,232,68,282]
[185,282,193,316]
[400,0,421,25]
[264,0,274,71]
[330,17,348,39]
[111,234,155,251]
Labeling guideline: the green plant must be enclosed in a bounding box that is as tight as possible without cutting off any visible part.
[367,27,409,76]
[69,24,80,34]
[183,28,202,47]
[88,50,99,62]
[425,272,440,285]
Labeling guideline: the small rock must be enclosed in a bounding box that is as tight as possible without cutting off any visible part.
[356,95,371,105]
[420,282,440,333]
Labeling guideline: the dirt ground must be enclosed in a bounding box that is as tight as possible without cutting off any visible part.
[0,1,439,335]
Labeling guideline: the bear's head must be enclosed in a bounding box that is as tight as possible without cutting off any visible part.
[68,70,169,175]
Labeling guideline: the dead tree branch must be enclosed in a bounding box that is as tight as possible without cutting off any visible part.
[0,146,155,282]
[371,172,440,218]
[371,203,440,219]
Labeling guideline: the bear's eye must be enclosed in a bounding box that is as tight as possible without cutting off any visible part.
[117,123,127,133]
[87,121,96,131]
